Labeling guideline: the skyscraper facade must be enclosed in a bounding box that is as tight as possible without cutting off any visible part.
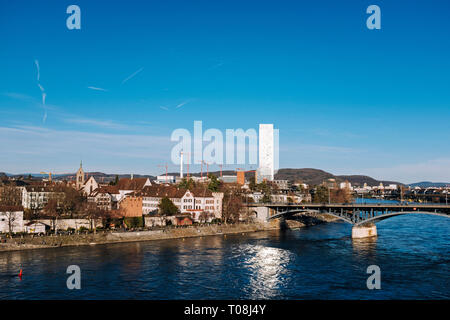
[257,124,274,182]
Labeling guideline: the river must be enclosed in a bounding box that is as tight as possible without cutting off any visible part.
[0,214,449,299]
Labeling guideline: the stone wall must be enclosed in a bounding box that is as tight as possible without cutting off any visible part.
[1,222,278,252]
[23,219,102,231]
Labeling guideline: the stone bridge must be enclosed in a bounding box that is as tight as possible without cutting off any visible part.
[247,203,450,238]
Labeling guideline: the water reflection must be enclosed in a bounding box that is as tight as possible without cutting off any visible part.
[244,245,293,299]
[352,237,378,256]
[0,215,448,299]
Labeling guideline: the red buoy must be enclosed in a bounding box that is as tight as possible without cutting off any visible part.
[18,269,23,278]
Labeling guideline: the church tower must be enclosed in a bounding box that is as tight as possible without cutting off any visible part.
[76,161,85,190]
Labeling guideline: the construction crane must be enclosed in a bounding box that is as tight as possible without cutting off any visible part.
[40,171,76,183]
[196,161,221,180]
[157,163,178,183]
[40,171,53,182]
[157,163,176,182]
[157,163,169,182]
[196,160,205,179]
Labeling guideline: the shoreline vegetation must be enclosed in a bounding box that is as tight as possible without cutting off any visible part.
[0,214,338,253]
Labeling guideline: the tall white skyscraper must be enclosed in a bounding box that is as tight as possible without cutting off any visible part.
[258,124,274,182]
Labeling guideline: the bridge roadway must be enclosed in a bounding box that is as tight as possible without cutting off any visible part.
[246,203,450,228]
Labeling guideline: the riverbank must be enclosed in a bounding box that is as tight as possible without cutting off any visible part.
[0,213,338,252]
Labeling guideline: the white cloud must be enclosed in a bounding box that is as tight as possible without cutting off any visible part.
[63,117,131,130]
[0,125,172,173]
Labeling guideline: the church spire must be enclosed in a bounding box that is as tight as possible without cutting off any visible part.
[76,160,85,190]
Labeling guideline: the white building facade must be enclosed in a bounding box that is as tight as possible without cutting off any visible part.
[258,124,274,182]
[0,207,24,233]
[22,186,65,210]
[138,186,223,221]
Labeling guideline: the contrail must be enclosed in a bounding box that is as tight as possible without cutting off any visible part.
[88,86,108,92]
[176,101,188,108]
[35,59,47,123]
[35,60,40,81]
[122,67,143,84]
[159,106,169,111]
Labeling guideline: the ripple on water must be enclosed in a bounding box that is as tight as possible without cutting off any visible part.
[0,215,448,299]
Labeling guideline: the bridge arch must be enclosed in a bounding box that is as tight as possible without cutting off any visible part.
[268,209,355,225]
[354,211,450,226]
[268,209,450,226]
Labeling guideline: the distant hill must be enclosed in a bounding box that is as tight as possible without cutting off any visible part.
[336,175,400,187]
[170,168,402,187]
[408,181,450,188]
[55,172,156,183]
[6,172,155,183]
[275,168,335,186]
[274,168,402,186]
[1,168,405,187]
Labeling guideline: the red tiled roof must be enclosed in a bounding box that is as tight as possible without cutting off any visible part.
[137,185,185,198]
[187,187,214,197]
[24,185,63,192]
[116,178,149,190]
[90,185,119,196]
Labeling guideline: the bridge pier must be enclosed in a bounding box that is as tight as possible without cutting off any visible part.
[253,206,270,223]
[352,224,377,239]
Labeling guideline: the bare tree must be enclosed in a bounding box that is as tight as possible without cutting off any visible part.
[222,186,243,224]
[60,185,85,217]
[82,202,106,233]
[199,211,214,224]
[0,186,22,207]
[2,209,20,236]
[43,198,61,234]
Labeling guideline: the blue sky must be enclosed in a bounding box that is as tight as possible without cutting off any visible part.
[1,0,450,183]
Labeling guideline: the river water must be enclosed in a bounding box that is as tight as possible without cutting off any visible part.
[0,214,449,299]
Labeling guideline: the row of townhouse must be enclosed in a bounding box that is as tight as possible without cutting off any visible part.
[87,177,152,211]
[120,185,224,222]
